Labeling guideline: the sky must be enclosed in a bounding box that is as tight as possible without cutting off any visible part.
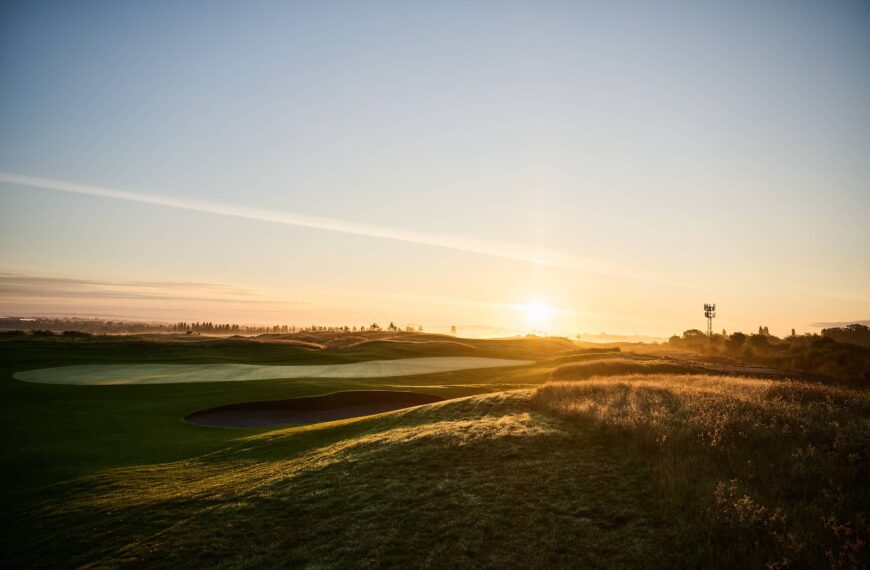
[1,0,868,338]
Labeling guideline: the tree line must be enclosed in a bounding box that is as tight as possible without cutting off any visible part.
[668,326,869,383]
[0,317,424,336]
[171,321,423,334]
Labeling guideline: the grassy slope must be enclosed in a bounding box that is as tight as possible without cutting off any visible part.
[4,391,678,568]
[550,356,706,380]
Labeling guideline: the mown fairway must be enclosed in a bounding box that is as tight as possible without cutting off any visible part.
[1,334,867,568]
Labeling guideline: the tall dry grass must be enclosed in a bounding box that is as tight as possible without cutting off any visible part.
[534,374,869,569]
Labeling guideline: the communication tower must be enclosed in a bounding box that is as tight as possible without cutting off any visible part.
[704,303,716,337]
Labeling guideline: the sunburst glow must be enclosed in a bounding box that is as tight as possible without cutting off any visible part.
[518,302,557,325]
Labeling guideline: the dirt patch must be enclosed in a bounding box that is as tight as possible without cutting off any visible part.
[185,390,445,428]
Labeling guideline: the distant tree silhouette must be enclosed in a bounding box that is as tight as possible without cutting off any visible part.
[821,323,870,348]
[749,334,770,350]
[682,329,707,341]
[726,332,746,352]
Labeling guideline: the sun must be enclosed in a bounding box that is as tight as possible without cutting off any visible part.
[519,301,556,325]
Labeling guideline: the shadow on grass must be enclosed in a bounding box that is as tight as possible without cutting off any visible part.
[4,392,680,569]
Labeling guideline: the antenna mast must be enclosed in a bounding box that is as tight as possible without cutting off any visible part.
[704,303,716,337]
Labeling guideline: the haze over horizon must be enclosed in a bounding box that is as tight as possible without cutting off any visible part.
[1,1,868,338]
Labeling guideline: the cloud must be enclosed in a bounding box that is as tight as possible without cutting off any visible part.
[0,171,691,286]
[0,272,295,305]
[809,320,870,328]
[0,171,560,264]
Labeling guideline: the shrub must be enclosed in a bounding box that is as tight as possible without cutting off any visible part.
[29,330,56,337]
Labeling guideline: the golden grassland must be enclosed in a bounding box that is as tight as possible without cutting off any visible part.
[534,374,869,569]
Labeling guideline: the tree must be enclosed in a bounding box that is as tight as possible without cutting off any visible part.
[749,334,770,350]
[821,323,870,348]
[682,329,707,341]
[726,332,746,352]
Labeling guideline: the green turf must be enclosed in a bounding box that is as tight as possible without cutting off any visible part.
[15,358,533,385]
[0,335,564,496]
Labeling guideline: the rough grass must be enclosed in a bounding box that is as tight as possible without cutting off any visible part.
[550,357,705,381]
[3,392,679,568]
[534,375,870,568]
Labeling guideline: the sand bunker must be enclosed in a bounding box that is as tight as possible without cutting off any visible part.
[185,390,444,428]
[14,357,533,385]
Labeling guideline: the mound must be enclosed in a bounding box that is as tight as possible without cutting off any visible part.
[544,349,627,365]
[341,338,478,352]
[185,390,444,428]
[474,336,578,358]
[551,357,703,380]
[247,334,328,349]
[5,391,678,568]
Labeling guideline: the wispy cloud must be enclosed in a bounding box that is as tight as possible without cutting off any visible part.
[0,171,690,286]
[0,171,559,265]
[809,320,870,328]
[0,272,294,304]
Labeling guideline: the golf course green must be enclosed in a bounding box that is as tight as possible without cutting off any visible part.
[15,357,533,385]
